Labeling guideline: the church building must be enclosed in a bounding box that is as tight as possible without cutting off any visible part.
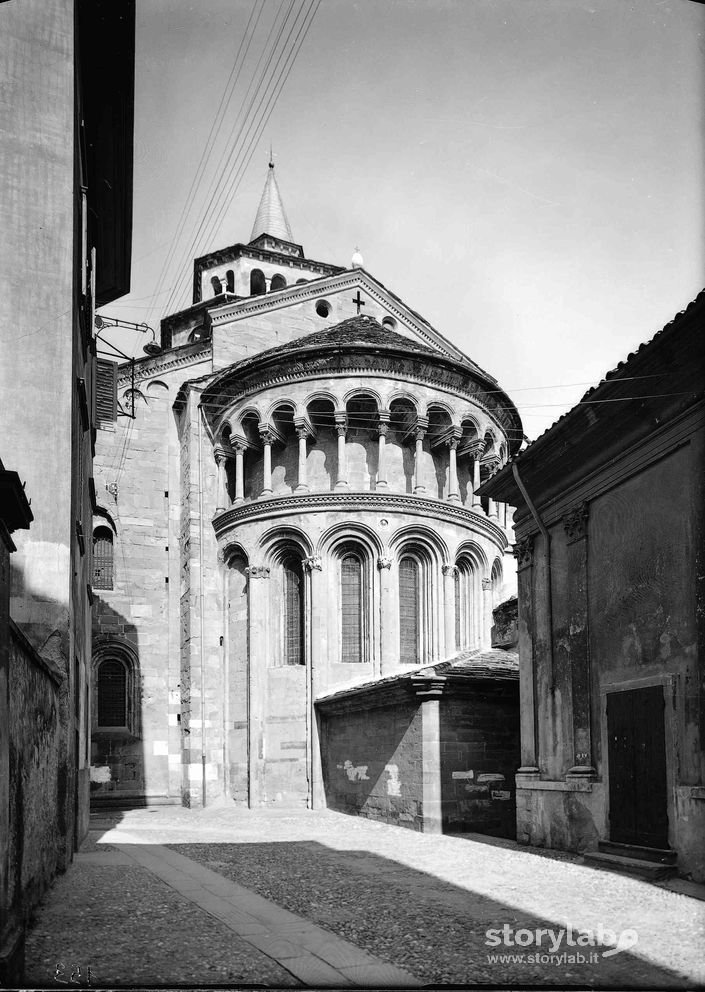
[90,163,523,831]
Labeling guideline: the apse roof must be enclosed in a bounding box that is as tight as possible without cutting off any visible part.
[248,314,441,363]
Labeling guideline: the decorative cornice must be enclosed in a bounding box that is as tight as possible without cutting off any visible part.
[117,343,211,386]
[513,535,535,570]
[563,502,589,544]
[213,490,508,544]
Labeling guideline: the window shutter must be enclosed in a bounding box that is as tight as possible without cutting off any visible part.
[341,555,362,663]
[98,660,127,726]
[399,557,419,664]
[96,359,118,423]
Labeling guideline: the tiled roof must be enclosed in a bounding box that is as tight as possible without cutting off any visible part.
[245,314,443,363]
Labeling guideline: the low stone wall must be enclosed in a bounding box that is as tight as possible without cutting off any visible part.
[319,698,425,830]
[440,690,519,837]
[8,620,64,926]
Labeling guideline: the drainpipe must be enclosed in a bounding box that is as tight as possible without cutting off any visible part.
[512,462,554,692]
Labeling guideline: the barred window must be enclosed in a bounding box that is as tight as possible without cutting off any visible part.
[341,553,363,663]
[399,556,420,664]
[92,526,114,590]
[97,659,127,727]
[283,555,304,666]
[455,559,478,651]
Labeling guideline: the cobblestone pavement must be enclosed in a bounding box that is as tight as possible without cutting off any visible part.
[24,803,705,989]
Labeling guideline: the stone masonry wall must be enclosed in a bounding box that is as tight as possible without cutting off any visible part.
[319,699,425,830]
[8,623,63,927]
[440,690,519,838]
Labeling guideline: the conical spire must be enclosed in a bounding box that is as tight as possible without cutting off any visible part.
[250,158,293,243]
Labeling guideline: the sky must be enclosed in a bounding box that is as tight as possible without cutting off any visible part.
[102,0,705,441]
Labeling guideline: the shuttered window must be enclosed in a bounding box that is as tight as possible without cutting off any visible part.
[341,554,363,663]
[283,556,304,666]
[97,659,127,726]
[92,527,114,589]
[399,556,419,664]
[96,359,118,423]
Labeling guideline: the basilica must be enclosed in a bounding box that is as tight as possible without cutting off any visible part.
[91,163,522,831]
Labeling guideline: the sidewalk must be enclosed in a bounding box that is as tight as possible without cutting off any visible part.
[23,804,705,988]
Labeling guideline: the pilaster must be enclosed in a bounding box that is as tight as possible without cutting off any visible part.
[514,534,539,776]
[563,503,595,778]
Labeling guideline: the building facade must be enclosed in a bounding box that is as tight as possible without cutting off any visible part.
[481,292,705,881]
[91,164,522,816]
[0,0,134,979]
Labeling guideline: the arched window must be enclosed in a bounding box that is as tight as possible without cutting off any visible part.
[455,558,479,651]
[399,556,420,664]
[491,559,503,606]
[282,554,304,665]
[341,551,364,663]
[250,268,266,296]
[211,275,222,295]
[92,526,114,590]
[97,658,127,728]
[270,272,287,291]
[225,269,235,293]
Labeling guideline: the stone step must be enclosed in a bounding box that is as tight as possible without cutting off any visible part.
[583,850,677,881]
[598,840,677,865]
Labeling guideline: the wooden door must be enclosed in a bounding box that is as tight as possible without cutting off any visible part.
[607,686,668,848]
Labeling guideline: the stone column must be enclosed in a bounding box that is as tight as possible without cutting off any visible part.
[376,412,390,491]
[472,455,484,512]
[488,496,498,519]
[304,555,324,807]
[412,678,445,833]
[514,536,539,776]
[233,442,245,504]
[214,447,229,513]
[413,427,426,495]
[334,414,348,491]
[245,565,270,806]
[295,427,309,494]
[259,428,273,497]
[442,564,458,657]
[378,556,394,675]
[563,503,595,778]
[446,438,460,502]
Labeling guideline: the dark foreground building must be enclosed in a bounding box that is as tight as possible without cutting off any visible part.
[481,291,705,882]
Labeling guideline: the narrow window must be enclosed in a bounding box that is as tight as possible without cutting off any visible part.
[97,659,127,727]
[399,556,419,664]
[92,526,114,590]
[210,275,222,295]
[283,555,304,665]
[270,273,286,291]
[225,269,235,293]
[341,554,363,663]
[454,569,461,651]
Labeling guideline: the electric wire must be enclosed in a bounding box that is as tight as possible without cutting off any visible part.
[159,0,303,319]
[161,0,319,318]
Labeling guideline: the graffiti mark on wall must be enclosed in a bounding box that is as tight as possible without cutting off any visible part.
[384,764,401,796]
[340,759,369,782]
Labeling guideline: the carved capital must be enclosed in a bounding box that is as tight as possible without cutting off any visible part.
[563,502,589,544]
[445,436,460,450]
[481,577,492,591]
[259,428,274,446]
[246,565,270,579]
[213,444,232,464]
[377,423,389,438]
[513,535,535,570]
[442,564,458,577]
[232,439,247,455]
[295,426,310,441]
[377,556,393,570]
[303,555,322,572]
